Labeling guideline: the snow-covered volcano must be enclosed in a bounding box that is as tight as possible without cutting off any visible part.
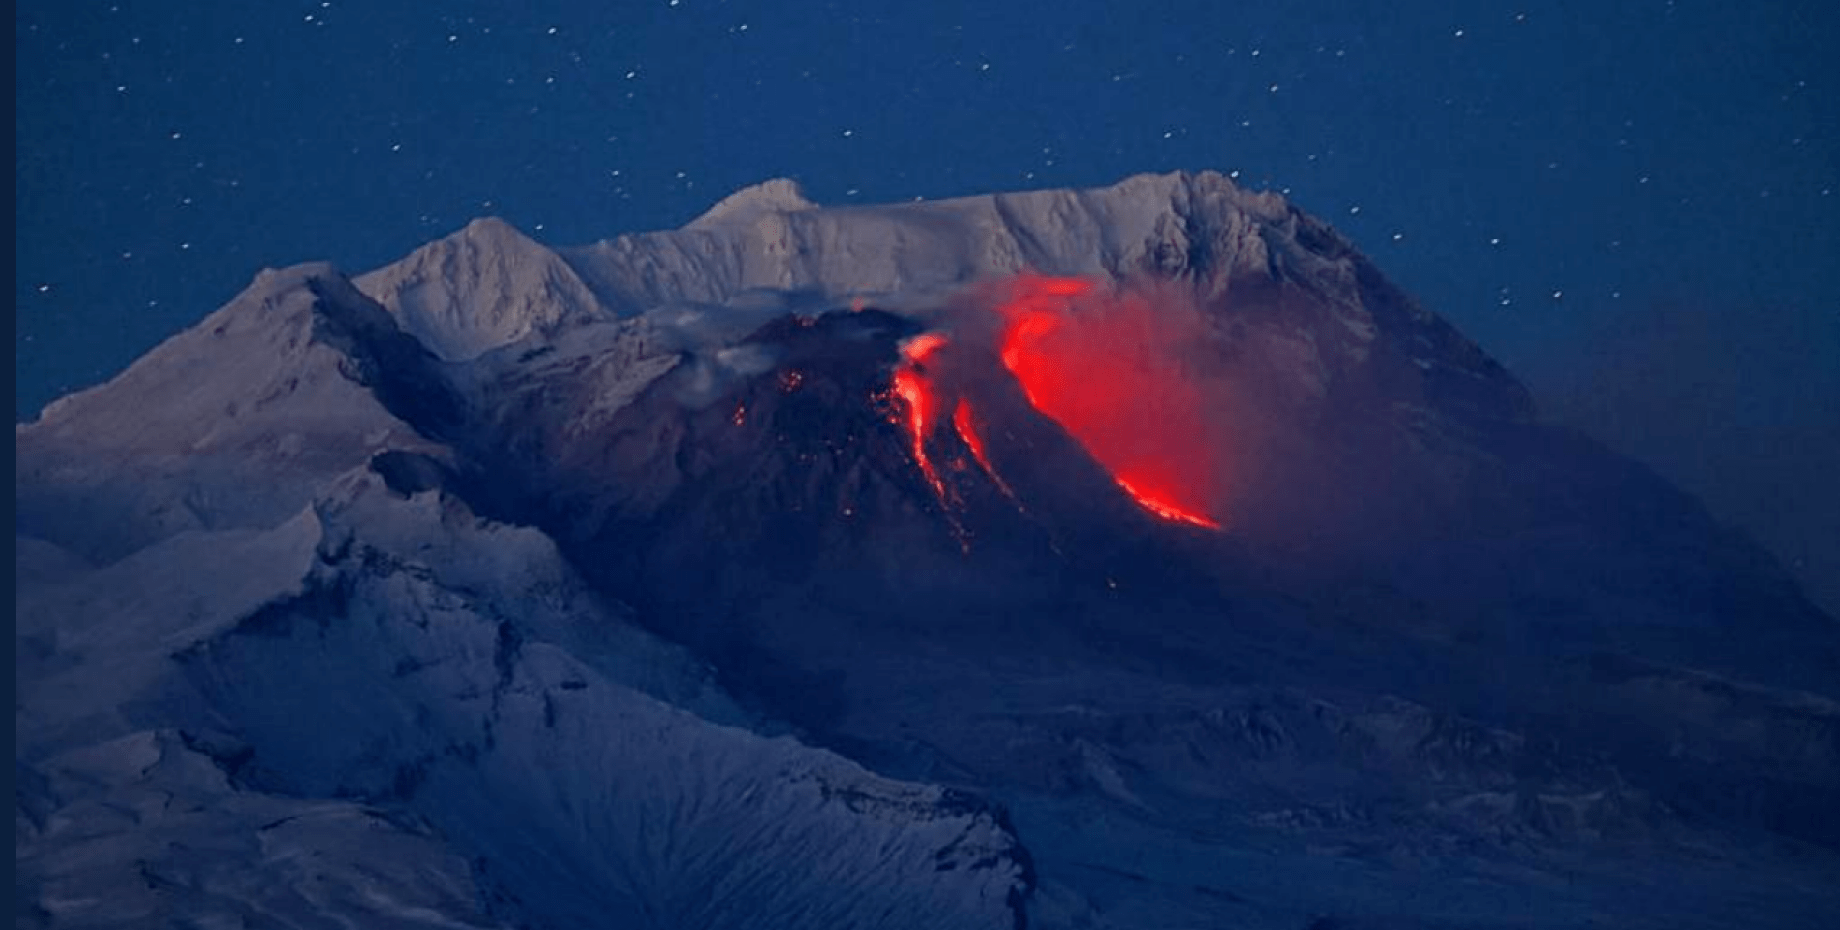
[17,172,1840,928]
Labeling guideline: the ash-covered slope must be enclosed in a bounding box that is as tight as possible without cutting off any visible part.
[17,171,1840,929]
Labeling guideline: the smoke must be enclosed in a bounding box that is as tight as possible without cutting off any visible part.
[646,292,920,411]
[667,342,783,409]
[647,268,1279,536]
[645,301,789,352]
[642,300,795,409]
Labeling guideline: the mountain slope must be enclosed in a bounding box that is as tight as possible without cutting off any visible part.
[17,171,1840,928]
[14,265,451,563]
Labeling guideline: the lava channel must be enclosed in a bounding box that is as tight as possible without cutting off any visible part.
[952,400,1015,500]
[891,332,951,504]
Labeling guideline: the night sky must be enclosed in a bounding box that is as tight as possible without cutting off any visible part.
[15,1,1839,608]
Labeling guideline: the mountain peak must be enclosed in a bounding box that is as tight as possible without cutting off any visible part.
[688,177,818,229]
[356,217,607,361]
[458,215,527,242]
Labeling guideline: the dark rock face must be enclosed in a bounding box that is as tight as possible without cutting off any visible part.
[16,172,1840,928]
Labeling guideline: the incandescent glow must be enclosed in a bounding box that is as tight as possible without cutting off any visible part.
[891,364,947,501]
[882,273,1226,533]
[991,272,1225,530]
[1115,479,1222,530]
[952,400,1019,502]
[891,328,1018,515]
[902,331,949,363]
[953,402,995,478]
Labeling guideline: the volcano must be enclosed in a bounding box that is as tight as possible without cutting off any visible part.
[16,172,1840,929]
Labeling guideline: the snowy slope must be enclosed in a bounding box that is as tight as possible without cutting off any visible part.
[16,260,1030,929]
[356,218,610,362]
[18,467,1031,928]
[15,264,449,563]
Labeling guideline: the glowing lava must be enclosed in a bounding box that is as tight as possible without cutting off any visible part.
[952,402,995,478]
[991,272,1225,530]
[883,273,1224,533]
[952,400,1016,500]
[902,331,949,364]
[893,332,950,502]
[1115,479,1221,530]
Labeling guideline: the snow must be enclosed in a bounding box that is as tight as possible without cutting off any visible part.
[355,218,610,362]
[19,469,1028,928]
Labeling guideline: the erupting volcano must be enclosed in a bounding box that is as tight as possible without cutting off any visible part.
[21,173,1840,930]
[883,272,1226,531]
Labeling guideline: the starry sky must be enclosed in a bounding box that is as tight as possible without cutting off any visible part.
[15,1,1839,608]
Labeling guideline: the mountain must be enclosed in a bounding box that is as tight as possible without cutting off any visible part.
[355,217,608,362]
[16,171,1840,928]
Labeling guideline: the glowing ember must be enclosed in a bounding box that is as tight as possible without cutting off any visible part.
[880,275,1225,533]
[991,272,1225,530]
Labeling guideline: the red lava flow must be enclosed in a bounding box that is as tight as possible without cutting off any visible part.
[990,272,1223,530]
[885,272,1224,531]
[891,338,948,502]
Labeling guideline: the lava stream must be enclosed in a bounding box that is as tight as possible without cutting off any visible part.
[892,332,951,504]
[952,401,1015,500]
[886,273,1226,532]
[1115,479,1222,530]
[891,369,946,502]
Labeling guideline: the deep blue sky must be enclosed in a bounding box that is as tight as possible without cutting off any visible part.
[14,1,1839,606]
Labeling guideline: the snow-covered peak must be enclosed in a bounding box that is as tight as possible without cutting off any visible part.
[687,177,818,229]
[357,217,608,362]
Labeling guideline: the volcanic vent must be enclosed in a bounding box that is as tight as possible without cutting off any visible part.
[493,278,1246,601]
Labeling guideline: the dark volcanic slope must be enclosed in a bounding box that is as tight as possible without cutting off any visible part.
[17,172,1840,929]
